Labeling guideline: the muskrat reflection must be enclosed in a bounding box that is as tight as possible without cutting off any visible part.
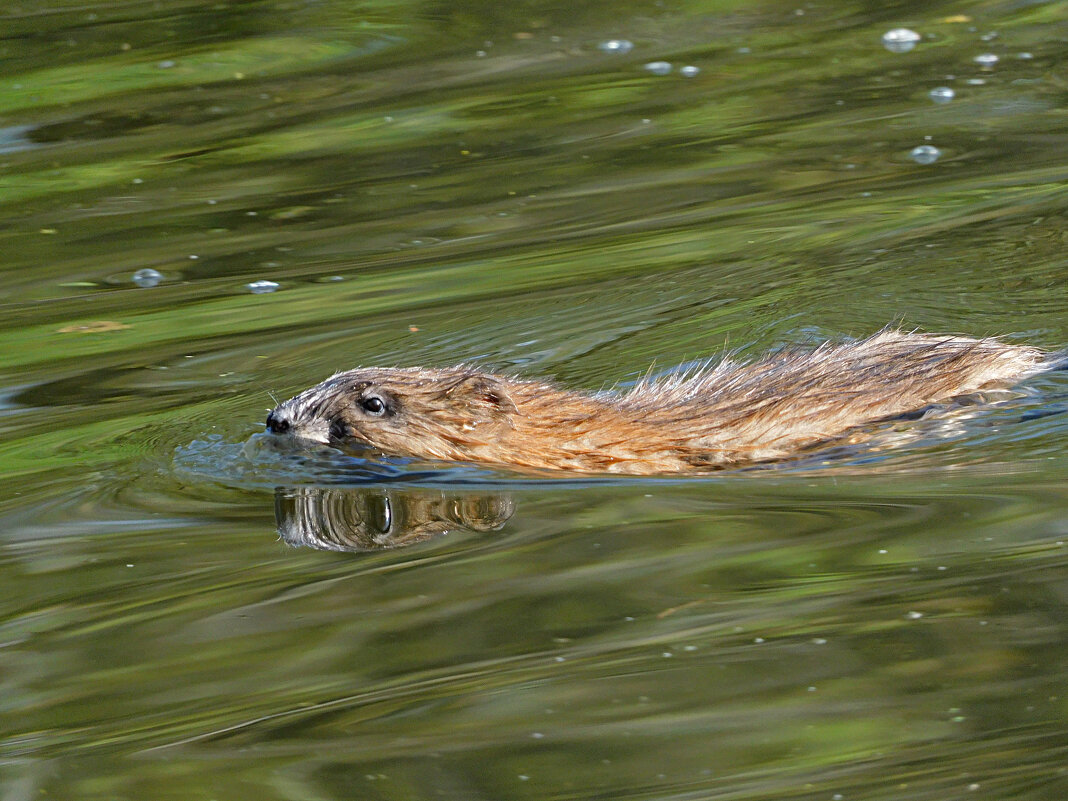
[274,487,515,551]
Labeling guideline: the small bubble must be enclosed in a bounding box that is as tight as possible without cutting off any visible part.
[909,145,941,165]
[531,732,544,739]
[736,46,751,54]
[974,53,999,67]
[929,86,955,103]
[157,59,176,69]
[475,50,487,58]
[980,32,998,42]
[882,28,921,53]
[966,78,986,85]
[598,39,633,54]
[132,268,164,288]
[679,65,700,77]
[644,61,672,75]
[906,610,924,619]
[1017,52,1034,60]
[247,280,280,294]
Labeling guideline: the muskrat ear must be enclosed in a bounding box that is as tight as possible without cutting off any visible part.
[444,374,518,417]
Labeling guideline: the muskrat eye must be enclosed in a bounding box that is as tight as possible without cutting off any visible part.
[361,396,386,416]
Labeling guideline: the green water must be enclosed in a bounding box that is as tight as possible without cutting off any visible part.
[2,0,1068,798]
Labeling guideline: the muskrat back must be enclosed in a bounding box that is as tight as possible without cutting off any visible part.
[265,330,1051,474]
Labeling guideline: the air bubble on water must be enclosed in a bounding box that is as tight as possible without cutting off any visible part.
[909,145,941,164]
[247,280,280,294]
[598,39,633,54]
[966,78,986,85]
[644,61,672,75]
[157,60,176,69]
[929,86,955,103]
[882,28,921,53]
[679,65,700,77]
[1017,52,1033,60]
[132,268,163,288]
[974,53,999,67]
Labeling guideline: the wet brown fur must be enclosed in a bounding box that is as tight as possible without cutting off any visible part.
[266,330,1049,475]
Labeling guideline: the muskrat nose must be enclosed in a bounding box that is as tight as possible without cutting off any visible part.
[266,410,291,434]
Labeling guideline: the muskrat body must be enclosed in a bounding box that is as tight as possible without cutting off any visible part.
[265,330,1050,475]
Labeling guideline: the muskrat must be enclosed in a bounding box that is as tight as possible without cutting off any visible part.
[265,330,1052,475]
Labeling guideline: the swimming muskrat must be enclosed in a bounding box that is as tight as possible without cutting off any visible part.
[265,330,1052,474]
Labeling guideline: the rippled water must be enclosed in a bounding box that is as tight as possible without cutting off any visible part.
[3,1,1068,799]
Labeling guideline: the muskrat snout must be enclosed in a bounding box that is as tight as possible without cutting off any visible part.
[265,410,290,435]
[264,401,333,445]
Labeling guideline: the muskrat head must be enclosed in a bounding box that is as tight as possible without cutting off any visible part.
[266,367,518,461]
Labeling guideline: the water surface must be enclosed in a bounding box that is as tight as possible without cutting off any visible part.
[2,1,1068,798]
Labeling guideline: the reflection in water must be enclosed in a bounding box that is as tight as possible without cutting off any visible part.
[275,486,515,551]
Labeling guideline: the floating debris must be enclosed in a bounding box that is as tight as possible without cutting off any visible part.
[132,268,164,288]
[247,280,280,294]
[909,145,941,164]
[58,320,130,334]
[598,39,633,54]
[882,28,921,53]
[929,86,955,103]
